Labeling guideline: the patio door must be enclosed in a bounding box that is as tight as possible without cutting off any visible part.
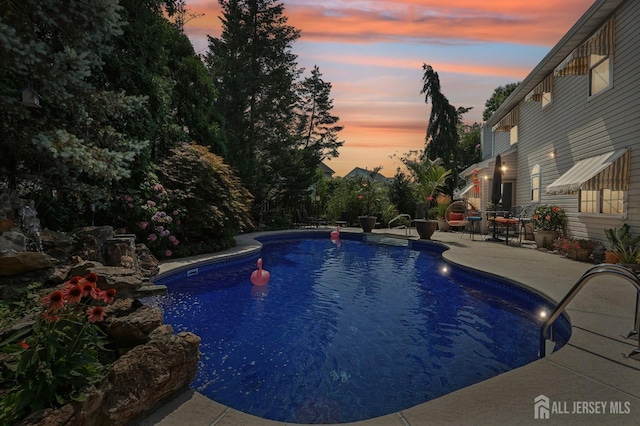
[502,182,513,211]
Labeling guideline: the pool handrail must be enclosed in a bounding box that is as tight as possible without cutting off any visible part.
[540,263,640,358]
[388,213,413,235]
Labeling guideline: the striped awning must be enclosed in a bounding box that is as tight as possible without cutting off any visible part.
[554,16,616,77]
[492,105,519,132]
[546,148,630,194]
[525,74,553,102]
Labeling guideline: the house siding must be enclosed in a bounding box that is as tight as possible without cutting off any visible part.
[503,0,640,244]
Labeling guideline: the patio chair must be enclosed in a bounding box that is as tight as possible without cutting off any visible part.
[494,205,523,245]
[445,201,469,235]
[518,204,536,242]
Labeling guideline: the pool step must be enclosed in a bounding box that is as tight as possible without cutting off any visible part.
[364,234,410,247]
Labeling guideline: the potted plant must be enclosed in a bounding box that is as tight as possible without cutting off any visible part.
[435,194,451,232]
[554,237,596,262]
[531,204,567,249]
[357,166,384,233]
[604,224,640,266]
[402,155,452,239]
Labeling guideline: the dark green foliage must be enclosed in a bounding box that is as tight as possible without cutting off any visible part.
[294,65,344,160]
[206,0,301,206]
[388,169,418,216]
[455,122,482,188]
[206,1,342,221]
[482,82,519,121]
[157,143,254,254]
[100,0,224,158]
[0,0,149,211]
[421,64,461,195]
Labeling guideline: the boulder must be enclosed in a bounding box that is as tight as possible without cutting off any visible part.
[67,262,144,297]
[104,301,164,348]
[39,229,74,261]
[136,243,159,278]
[94,329,200,425]
[0,251,57,276]
[104,236,137,269]
[0,218,16,232]
[18,329,201,426]
[71,226,114,264]
[0,230,26,251]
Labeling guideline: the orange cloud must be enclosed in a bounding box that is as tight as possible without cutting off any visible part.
[184,1,592,47]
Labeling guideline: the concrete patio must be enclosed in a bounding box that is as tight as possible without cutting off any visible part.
[138,227,640,425]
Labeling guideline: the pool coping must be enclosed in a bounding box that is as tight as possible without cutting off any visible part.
[141,228,640,426]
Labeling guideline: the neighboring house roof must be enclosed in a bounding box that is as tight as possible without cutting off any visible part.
[344,167,389,183]
[486,0,625,128]
[318,161,335,178]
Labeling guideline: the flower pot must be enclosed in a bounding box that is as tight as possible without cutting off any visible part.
[534,230,558,249]
[437,218,449,232]
[415,219,437,240]
[604,250,621,264]
[358,216,377,233]
[575,248,592,262]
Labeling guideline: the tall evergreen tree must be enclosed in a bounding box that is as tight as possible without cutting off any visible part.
[101,0,224,159]
[0,0,148,221]
[294,65,344,160]
[205,0,302,218]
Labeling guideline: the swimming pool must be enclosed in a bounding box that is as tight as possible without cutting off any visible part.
[148,232,570,423]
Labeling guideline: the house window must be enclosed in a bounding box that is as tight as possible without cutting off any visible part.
[589,54,611,96]
[580,189,624,215]
[602,189,624,214]
[580,190,598,213]
[510,125,518,145]
[541,92,552,108]
[531,164,540,202]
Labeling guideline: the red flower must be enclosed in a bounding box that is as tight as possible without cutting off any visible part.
[44,311,60,322]
[18,341,29,349]
[86,306,107,323]
[358,195,364,200]
[41,290,65,311]
[83,272,98,283]
[64,284,83,305]
[99,288,117,304]
[552,206,560,212]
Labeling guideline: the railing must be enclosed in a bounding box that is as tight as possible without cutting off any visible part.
[540,263,640,358]
[388,214,412,236]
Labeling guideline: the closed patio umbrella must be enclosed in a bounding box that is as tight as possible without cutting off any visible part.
[488,155,503,241]
[491,155,502,207]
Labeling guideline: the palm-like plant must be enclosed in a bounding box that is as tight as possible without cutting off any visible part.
[358,165,384,217]
[402,156,452,208]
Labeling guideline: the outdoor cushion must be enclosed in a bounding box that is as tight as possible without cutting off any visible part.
[450,213,464,221]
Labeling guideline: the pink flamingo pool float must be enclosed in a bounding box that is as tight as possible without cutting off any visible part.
[251,258,270,285]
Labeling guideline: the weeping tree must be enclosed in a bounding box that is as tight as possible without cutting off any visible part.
[420,64,462,196]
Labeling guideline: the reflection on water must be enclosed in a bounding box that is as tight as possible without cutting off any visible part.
[144,237,567,424]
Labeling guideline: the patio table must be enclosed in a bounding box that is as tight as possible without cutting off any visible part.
[484,210,508,243]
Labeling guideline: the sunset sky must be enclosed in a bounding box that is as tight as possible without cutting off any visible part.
[183,0,595,177]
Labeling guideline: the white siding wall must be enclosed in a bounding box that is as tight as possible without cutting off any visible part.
[514,0,640,243]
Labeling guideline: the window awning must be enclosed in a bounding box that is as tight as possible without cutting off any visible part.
[554,16,615,77]
[491,105,519,132]
[546,148,630,194]
[525,74,553,102]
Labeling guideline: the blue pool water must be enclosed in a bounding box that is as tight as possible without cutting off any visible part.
[146,234,569,424]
